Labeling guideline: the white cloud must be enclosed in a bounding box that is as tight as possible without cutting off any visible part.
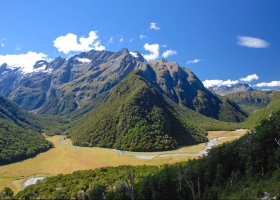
[76,57,91,63]
[161,44,167,48]
[140,35,147,40]
[203,79,240,88]
[53,31,105,54]
[143,43,160,61]
[222,79,239,86]
[1,44,4,47]
[129,38,134,42]
[256,81,280,87]
[120,38,123,42]
[150,22,160,30]
[92,41,105,51]
[162,50,177,58]
[203,73,260,88]
[203,79,224,88]
[237,36,270,48]
[239,74,259,82]
[0,51,49,73]
[186,59,201,64]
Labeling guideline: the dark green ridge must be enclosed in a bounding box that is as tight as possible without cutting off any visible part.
[0,94,53,165]
[70,70,207,151]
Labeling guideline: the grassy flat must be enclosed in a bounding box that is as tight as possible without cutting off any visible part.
[0,130,248,194]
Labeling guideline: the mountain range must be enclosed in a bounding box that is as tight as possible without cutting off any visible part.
[207,83,256,96]
[0,48,246,120]
[0,48,251,151]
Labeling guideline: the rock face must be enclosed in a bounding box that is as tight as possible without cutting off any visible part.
[208,83,256,96]
[0,48,247,122]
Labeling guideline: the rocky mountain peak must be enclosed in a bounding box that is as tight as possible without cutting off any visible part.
[34,60,49,69]
[208,83,256,96]
[0,63,8,69]
[129,51,146,62]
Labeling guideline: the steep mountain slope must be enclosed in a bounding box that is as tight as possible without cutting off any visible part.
[0,95,53,165]
[70,70,207,151]
[140,60,248,122]
[226,90,278,114]
[0,48,247,123]
[208,83,255,96]
[244,92,280,128]
[0,94,39,128]
[2,48,141,115]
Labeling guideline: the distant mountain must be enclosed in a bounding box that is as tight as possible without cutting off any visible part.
[70,70,207,151]
[244,92,280,128]
[0,94,53,165]
[208,83,256,96]
[226,90,279,114]
[0,48,247,123]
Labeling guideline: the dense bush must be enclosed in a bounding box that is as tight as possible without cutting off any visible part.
[71,71,207,151]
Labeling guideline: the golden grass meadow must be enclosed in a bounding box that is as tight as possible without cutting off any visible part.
[0,130,247,194]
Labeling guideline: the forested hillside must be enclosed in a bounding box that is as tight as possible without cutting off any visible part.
[0,95,53,165]
[70,70,207,151]
[15,107,280,199]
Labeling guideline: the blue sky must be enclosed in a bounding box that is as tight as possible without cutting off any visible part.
[0,0,280,89]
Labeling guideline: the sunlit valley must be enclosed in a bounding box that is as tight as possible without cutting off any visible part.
[0,1,280,199]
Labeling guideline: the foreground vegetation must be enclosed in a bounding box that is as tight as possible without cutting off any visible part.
[13,110,280,199]
[0,131,245,195]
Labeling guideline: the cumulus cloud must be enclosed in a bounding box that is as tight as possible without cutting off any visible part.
[0,51,49,73]
[203,79,239,88]
[143,43,160,61]
[203,79,224,88]
[237,36,270,48]
[161,44,167,48]
[187,59,201,64]
[222,79,239,86]
[120,38,123,42]
[150,22,160,30]
[162,50,177,58]
[239,74,259,82]
[1,44,4,47]
[53,31,105,54]
[203,74,259,88]
[256,81,280,87]
[140,35,147,40]
[129,38,134,42]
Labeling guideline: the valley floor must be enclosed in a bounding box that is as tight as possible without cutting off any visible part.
[0,130,248,194]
